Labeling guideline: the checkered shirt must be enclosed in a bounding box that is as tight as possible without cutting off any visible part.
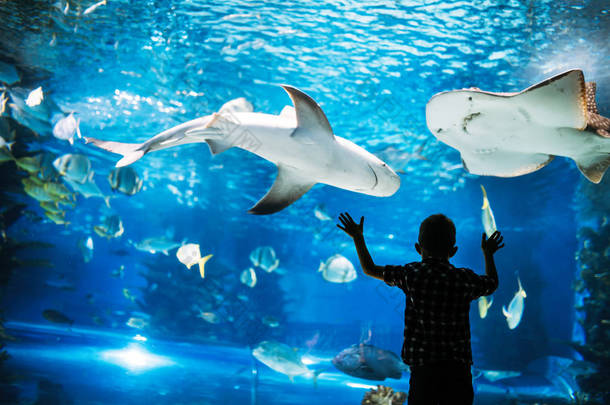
[384,257,498,366]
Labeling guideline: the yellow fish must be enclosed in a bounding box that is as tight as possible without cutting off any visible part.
[15,156,41,174]
[44,210,69,225]
[478,296,493,319]
[480,185,497,238]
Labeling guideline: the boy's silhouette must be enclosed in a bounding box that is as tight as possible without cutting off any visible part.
[338,212,503,405]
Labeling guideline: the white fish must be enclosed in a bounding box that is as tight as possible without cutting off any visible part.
[126,317,148,329]
[198,311,219,324]
[25,87,43,107]
[176,243,212,278]
[85,87,400,214]
[133,237,182,255]
[474,369,521,382]
[313,203,331,221]
[78,235,94,263]
[502,277,526,329]
[53,154,92,184]
[108,166,143,196]
[478,296,493,319]
[94,215,124,239]
[64,171,110,207]
[83,0,107,15]
[240,267,257,287]
[480,185,497,238]
[53,112,81,145]
[252,341,318,382]
[426,69,610,184]
[249,246,279,273]
[319,254,357,283]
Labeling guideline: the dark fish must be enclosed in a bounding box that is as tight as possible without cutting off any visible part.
[42,309,73,325]
[332,343,408,381]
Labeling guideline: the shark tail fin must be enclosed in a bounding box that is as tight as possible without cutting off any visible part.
[575,154,610,184]
[85,137,145,167]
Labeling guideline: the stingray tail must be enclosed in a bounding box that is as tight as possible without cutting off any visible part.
[85,137,145,167]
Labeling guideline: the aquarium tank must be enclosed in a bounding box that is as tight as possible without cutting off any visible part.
[0,0,608,404]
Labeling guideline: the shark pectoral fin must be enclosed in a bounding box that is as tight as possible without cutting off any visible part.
[461,150,554,178]
[514,69,587,129]
[248,165,315,215]
[205,139,233,155]
[281,85,334,143]
[574,153,610,184]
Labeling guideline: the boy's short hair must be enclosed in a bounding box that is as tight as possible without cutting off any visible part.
[418,214,456,255]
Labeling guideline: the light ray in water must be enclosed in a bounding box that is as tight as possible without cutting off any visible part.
[100,343,175,372]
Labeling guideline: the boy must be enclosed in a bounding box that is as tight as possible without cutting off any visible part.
[337,212,503,404]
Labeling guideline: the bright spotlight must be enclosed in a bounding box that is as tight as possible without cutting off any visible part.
[100,343,175,372]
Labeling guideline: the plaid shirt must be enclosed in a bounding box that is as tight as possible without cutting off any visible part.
[384,257,498,366]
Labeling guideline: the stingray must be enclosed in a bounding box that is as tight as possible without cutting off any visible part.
[426,69,610,183]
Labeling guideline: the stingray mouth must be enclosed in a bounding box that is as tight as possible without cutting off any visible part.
[462,112,481,134]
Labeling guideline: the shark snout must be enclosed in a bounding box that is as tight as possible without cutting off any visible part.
[370,162,400,196]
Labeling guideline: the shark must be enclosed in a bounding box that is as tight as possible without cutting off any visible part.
[85,86,400,214]
[426,69,610,183]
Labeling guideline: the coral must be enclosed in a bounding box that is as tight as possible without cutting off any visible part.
[361,385,406,405]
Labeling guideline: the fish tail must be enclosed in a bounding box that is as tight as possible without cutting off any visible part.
[517,276,526,297]
[198,254,213,278]
[480,185,489,208]
[312,368,325,388]
[85,137,145,167]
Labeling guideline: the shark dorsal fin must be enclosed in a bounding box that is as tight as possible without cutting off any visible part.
[281,85,334,142]
[248,164,315,214]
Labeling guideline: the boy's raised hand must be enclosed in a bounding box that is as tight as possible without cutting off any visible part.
[337,212,364,239]
[482,231,504,256]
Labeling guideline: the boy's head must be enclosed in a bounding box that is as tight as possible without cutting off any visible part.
[415,214,458,259]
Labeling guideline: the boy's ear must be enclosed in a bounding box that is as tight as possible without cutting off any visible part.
[415,243,421,254]
[449,246,458,258]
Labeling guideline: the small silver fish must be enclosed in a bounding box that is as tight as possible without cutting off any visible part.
[83,0,107,15]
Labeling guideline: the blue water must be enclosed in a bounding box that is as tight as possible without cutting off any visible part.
[0,0,608,403]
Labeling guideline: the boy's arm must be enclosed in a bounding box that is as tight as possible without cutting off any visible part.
[337,212,384,280]
[481,231,503,290]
